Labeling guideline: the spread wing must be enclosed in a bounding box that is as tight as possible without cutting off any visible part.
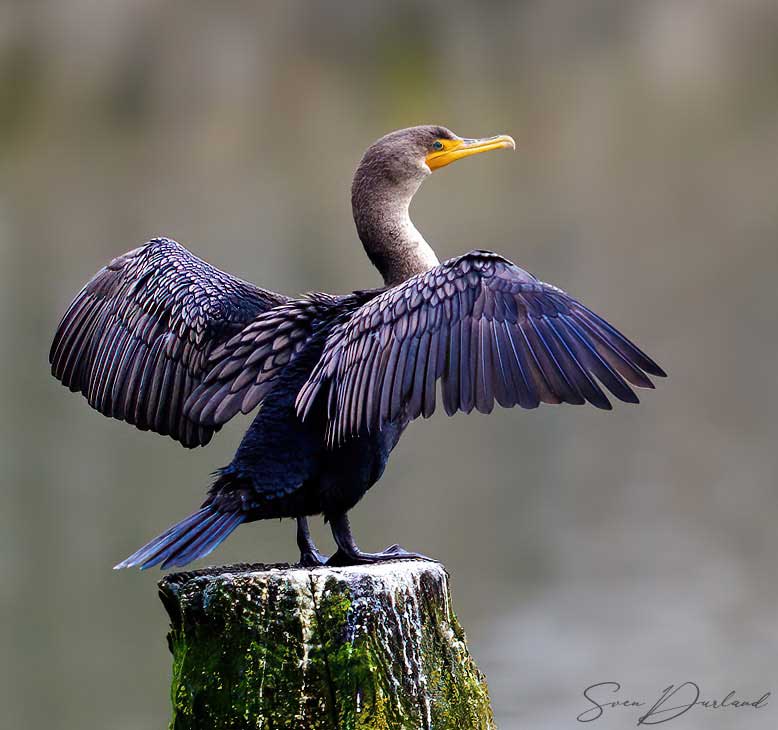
[50,237,288,448]
[296,250,666,443]
[183,294,343,427]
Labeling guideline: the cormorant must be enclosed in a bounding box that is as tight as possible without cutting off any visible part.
[49,126,665,569]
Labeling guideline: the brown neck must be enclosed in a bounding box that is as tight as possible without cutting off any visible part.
[351,163,439,288]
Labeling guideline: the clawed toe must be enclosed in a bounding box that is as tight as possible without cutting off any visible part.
[381,546,434,561]
[325,546,435,567]
[298,549,329,568]
[326,549,377,567]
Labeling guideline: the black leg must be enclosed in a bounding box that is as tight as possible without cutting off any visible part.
[296,516,328,567]
[326,512,434,566]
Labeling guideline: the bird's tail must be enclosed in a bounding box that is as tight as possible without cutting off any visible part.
[114,506,245,570]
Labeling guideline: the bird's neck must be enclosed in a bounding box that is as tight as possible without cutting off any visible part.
[352,174,440,288]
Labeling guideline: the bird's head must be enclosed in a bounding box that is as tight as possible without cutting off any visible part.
[355,125,516,189]
[351,125,515,286]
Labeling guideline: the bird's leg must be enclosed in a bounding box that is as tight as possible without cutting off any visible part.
[296,516,328,567]
[326,512,433,566]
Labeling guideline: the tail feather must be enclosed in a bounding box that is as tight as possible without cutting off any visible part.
[153,511,223,568]
[114,508,210,568]
[163,512,243,568]
[114,506,245,570]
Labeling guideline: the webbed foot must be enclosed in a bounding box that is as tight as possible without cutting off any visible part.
[326,513,435,566]
[326,546,432,566]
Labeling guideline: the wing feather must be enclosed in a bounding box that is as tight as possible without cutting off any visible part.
[442,317,461,416]
[50,238,286,447]
[297,250,665,442]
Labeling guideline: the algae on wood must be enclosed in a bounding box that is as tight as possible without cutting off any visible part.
[158,560,494,730]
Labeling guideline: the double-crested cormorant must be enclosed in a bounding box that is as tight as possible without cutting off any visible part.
[50,126,665,569]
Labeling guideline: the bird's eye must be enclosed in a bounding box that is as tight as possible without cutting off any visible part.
[432,140,444,151]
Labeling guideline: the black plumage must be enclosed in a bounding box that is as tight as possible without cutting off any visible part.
[50,125,665,569]
[295,251,664,445]
[50,238,285,447]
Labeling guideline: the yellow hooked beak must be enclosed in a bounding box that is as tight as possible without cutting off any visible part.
[425,134,516,171]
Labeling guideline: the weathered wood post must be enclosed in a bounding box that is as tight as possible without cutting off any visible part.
[158,561,495,729]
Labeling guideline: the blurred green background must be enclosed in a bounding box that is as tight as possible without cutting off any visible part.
[2,1,778,728]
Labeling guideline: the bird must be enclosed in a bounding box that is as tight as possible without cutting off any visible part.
[49,125,665,570]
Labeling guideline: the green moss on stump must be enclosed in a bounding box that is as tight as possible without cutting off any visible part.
[159,561,494,730]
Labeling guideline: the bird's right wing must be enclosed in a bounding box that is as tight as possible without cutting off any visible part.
[183,294,343,427]
[50,237,288,447]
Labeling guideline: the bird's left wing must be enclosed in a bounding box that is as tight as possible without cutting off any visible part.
[296,250,666,444]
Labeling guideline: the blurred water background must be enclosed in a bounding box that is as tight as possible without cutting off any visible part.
[2,2,778,728]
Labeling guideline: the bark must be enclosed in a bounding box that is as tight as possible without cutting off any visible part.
[158,560,495,729]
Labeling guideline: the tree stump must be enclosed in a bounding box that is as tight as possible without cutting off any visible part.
[158,560,495,730]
